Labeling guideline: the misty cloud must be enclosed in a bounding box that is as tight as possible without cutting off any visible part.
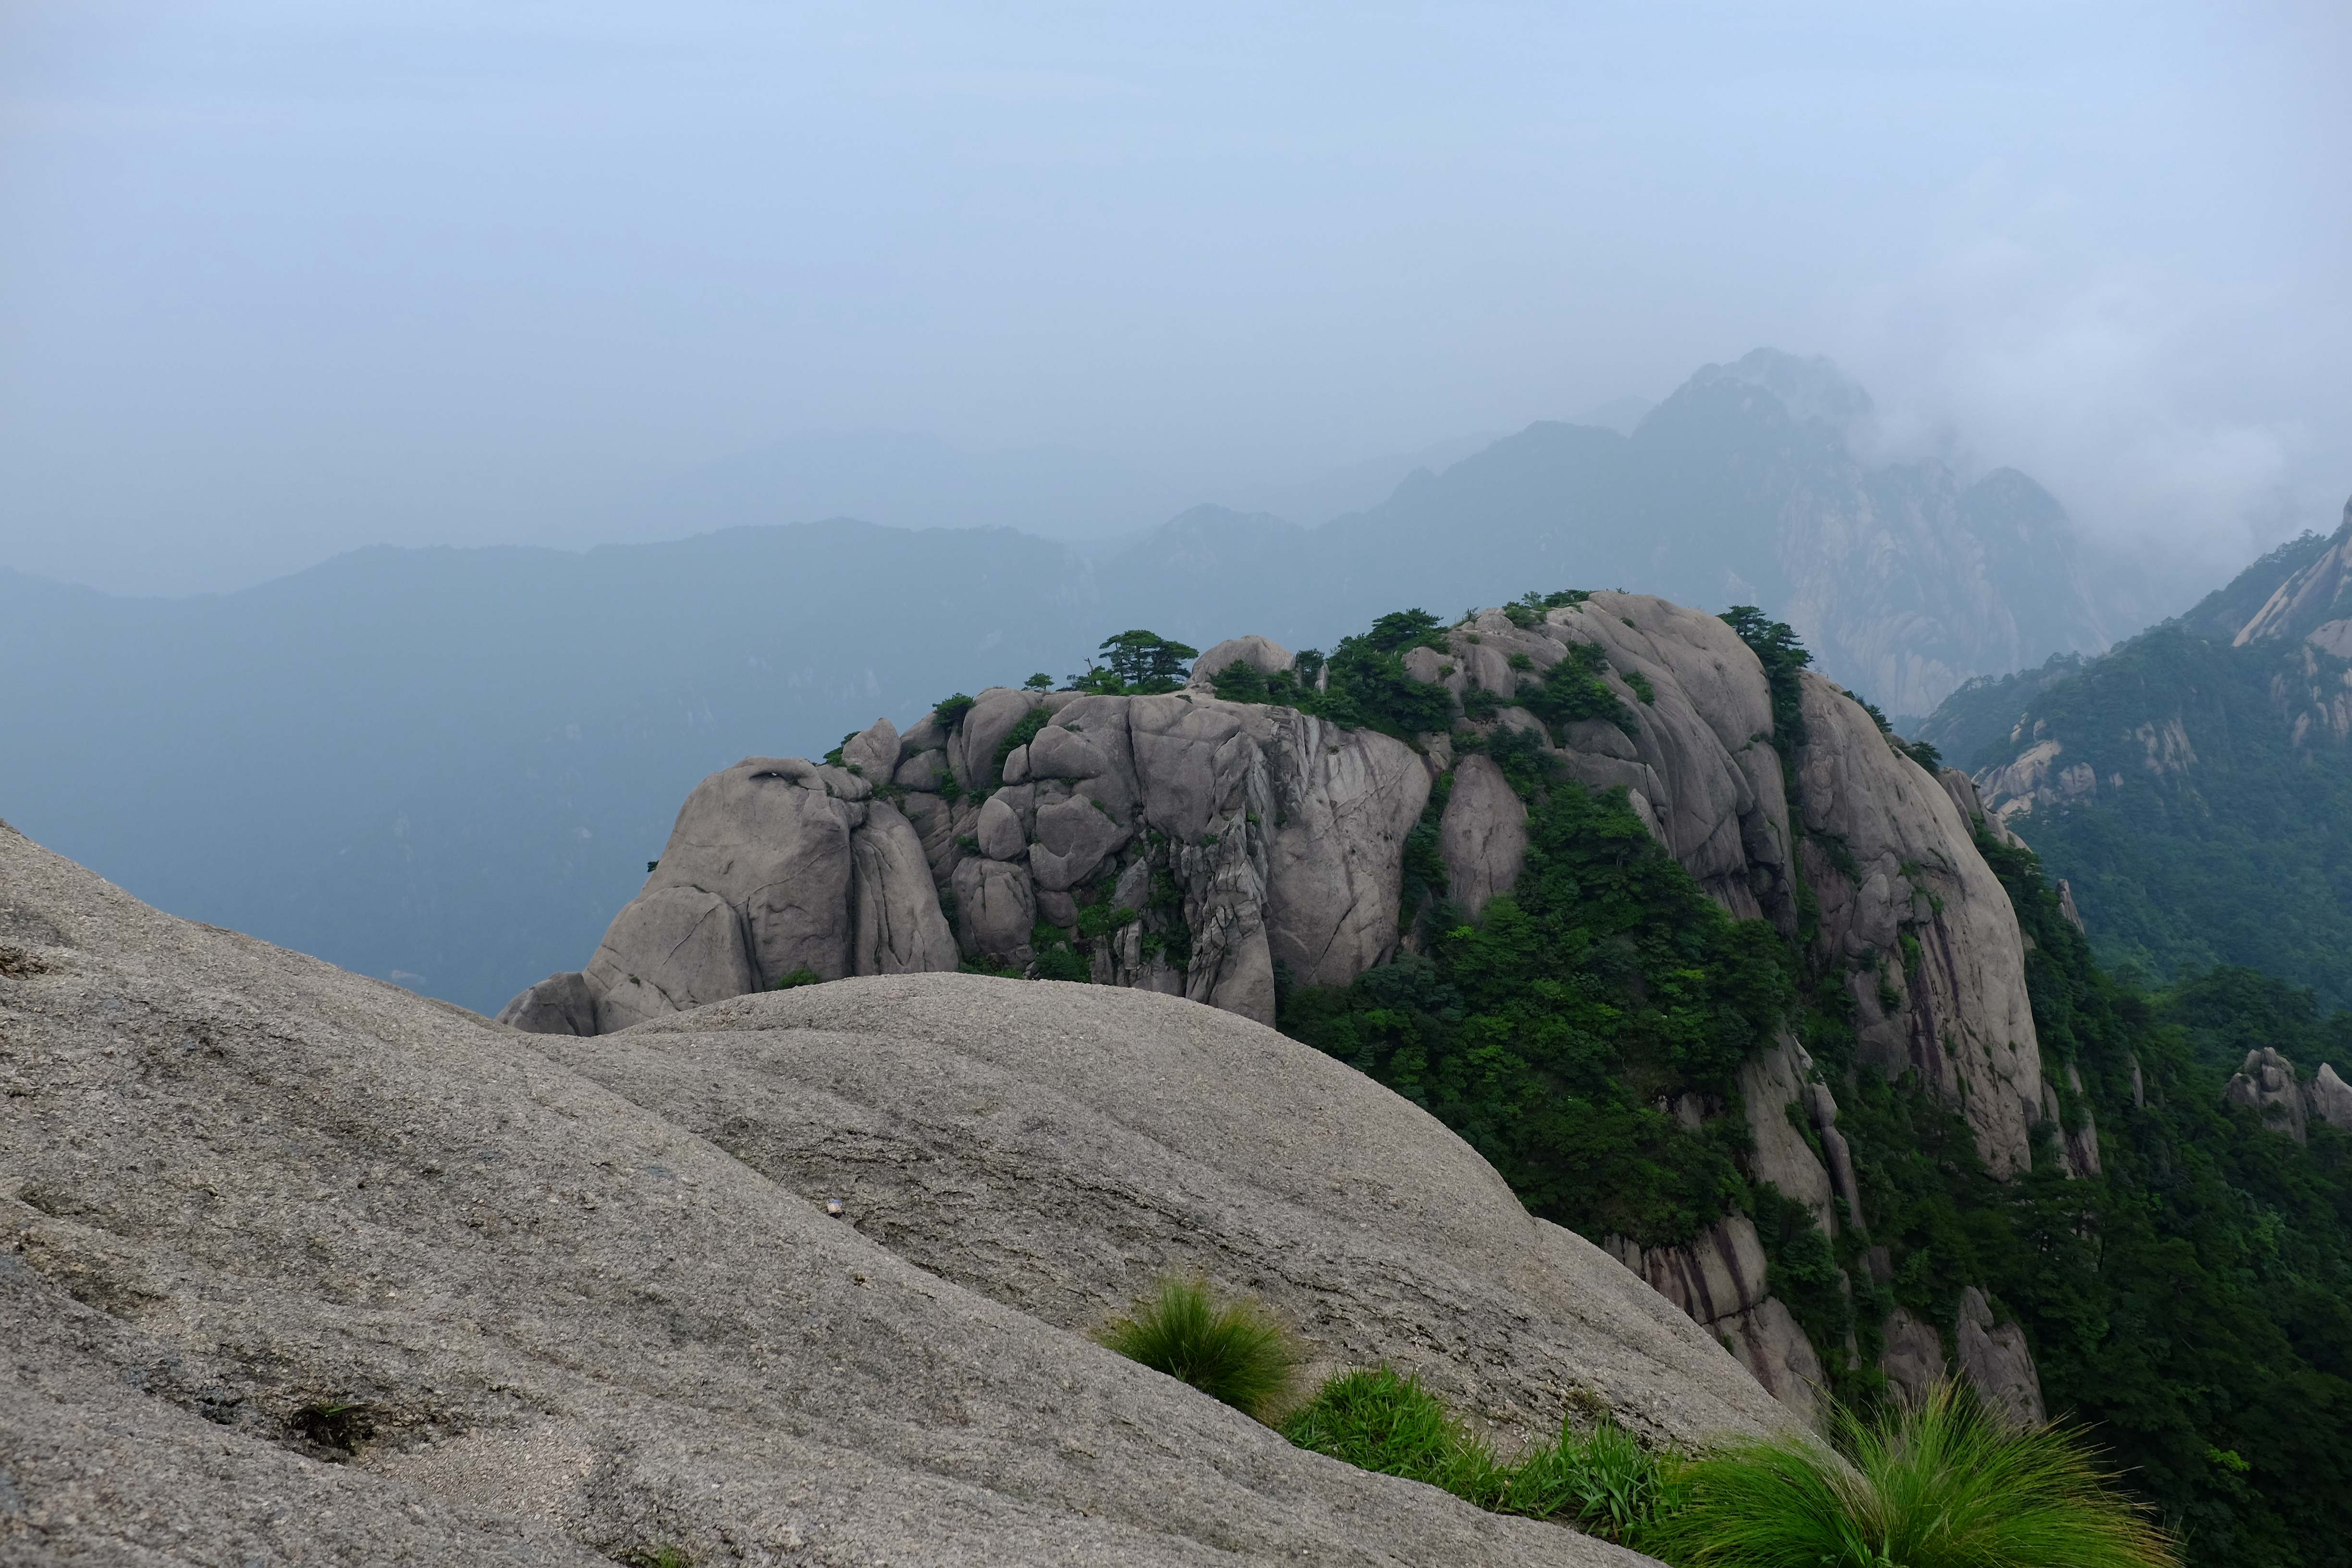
[2,1,2344,595]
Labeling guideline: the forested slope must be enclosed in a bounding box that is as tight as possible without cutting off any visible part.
[1920,501,2352,1008]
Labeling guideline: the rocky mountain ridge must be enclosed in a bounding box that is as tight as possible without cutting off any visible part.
[1929,495,2352,1010]
[508,589,2073,1427]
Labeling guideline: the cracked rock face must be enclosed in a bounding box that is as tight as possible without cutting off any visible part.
[0,821,1676,1567]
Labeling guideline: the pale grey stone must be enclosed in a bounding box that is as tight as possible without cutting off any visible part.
[849,800,960,976]
[1718,1298,1825,1430]
[1793,675,2045,1178]
[1000,742,1032,784]
[1029,795,1132,892]
[586,884,756,1032]
[1401,645,1449,685]
[1265,715,1432,985]
[1026,723,1110,780]
[951,855,1036,965]
[974,793,1027,861]
[1739,1037,1836,1235]
[2226,1046,2310,1142]
[1956,1286,2046,1426]
[840,716,901,780]
[0,823,1664,1567]
[1187,634,1294,687]
[893,747,948,792]
[2311,1062,2352,1131]
[1880,1306,1947,1409]
[948,688,1048,792]
[600,974,1802,1459]
[495,970,598,1037]
[1438,755,1529,920]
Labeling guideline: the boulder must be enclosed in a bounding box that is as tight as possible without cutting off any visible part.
[839,715,901,780]
[585,883,756,1032]
[1955,1286,2046,1426]
[948,688,1049,792]
[974,792,1027,861]
[892,747,948,792]
[1188,634,1294,687]
[2225,1045,2310,1142]
[1029,794,1132,891]
[1025,723,1110,781]
[1438,754,1530,920]
[2311,1062,2352,1131]
[952,855,1036,965]
[0,821,1664,1568]
[849,800,960,975]
[1879,1306,1947,1408]
[493,969,598,1036]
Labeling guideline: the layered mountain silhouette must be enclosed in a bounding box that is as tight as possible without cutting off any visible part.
[0,349,2169,1012]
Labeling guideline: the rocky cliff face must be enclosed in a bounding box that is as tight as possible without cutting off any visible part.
[508,588,2069,1425]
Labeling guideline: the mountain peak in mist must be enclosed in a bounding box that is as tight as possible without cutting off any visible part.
[1693,346,1876,432]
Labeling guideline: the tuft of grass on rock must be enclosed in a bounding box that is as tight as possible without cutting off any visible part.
[1644,1380,2180,1568]
[1281,1367,1667,1540]
[1281,1367,1508,1504]
[1098,1276,1298,1421]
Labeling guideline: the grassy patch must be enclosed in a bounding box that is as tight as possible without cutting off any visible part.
[1098,1276,1298,1421]
[1647,1382,2179,1568]
[1281,1367,1668,1542]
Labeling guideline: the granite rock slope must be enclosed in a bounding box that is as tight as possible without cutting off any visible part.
[552,975,1798,1458]
[0,820,1671,1567]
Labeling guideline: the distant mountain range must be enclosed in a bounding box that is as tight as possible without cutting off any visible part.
[0,348,2187,1011]
[1920,499,2352,1008]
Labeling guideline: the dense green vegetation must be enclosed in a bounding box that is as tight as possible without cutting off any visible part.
[1914,527,2352,1011]
[1270,601,2352,1565]
[1282,774,1791,1248]
[1933,625,2352,1010]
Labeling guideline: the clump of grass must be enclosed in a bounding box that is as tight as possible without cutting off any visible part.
[1280,1367,1669,1541]
[1509,1409,1675,1541]
[1280,1367,1508,1502]
[1645,1380,2179,1568]
[1098,1276,1298,1421]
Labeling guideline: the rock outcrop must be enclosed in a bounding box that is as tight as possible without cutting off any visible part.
[2223,1046,2352,1141]
[1600,1218,1826,1426]
[1,818,1731,1566]
[502,588,2065,1423]
[1955,1287,2047,1426]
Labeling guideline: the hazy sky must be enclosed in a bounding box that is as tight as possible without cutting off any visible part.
[4,0,2347,595]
